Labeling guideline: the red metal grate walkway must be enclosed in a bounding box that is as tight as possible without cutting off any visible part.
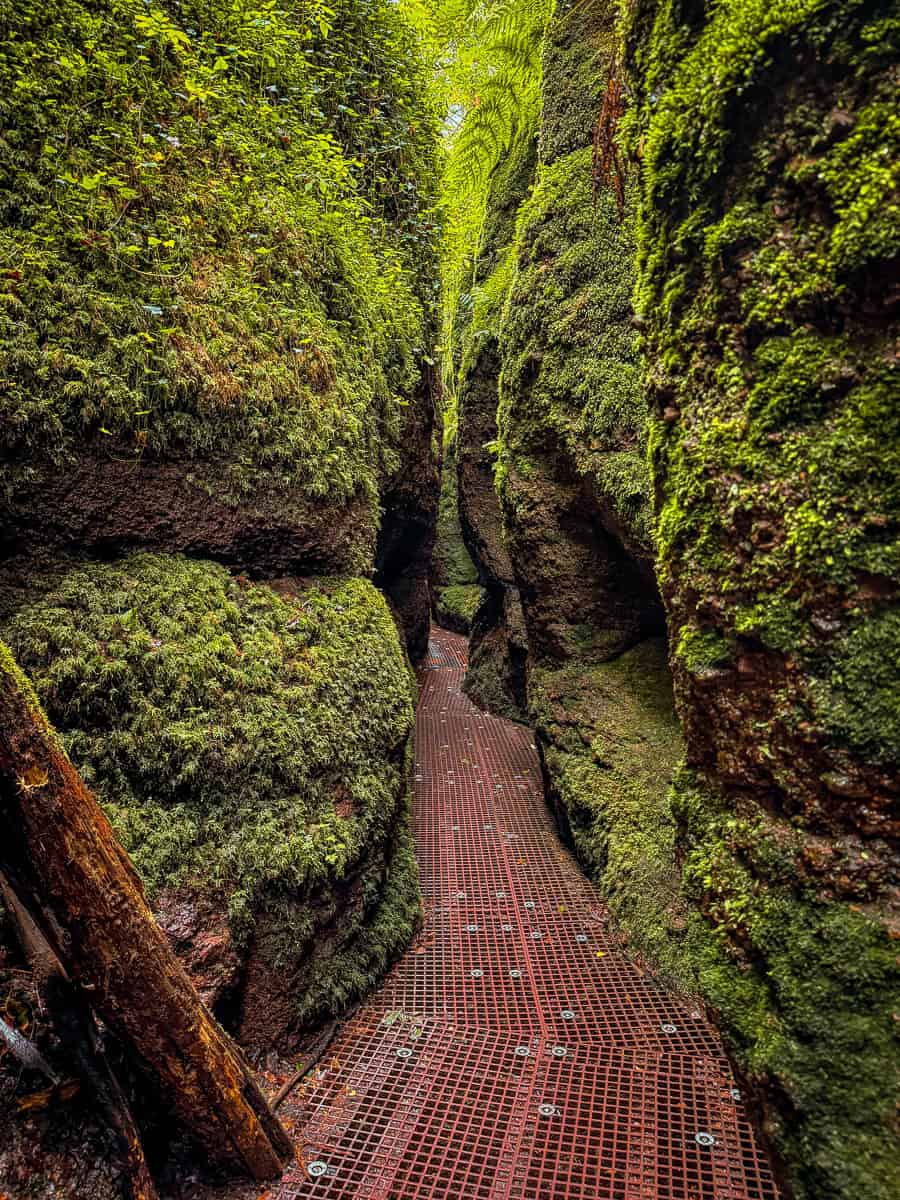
[272,628,781,1199]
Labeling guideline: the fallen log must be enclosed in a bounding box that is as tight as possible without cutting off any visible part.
[0,643,292,1181]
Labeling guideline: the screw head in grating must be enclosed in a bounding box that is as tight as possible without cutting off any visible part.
[471,968,484,977]
[496,890,506,899]
[466,924,480,933]
[661,1023,677,1034]
[501,923,513,932]
[694,1132,716,1148]
[550,1045,568,1057]
[576,933,588,943]
[510,968,522,978]
[307,1161,329,1178]
[538,1103,560,1117]
[514,1046,531,1057]
[396,1047,414,1059]
[530,930,543,939]
[523,901,535,910]
[560,1010,576,1020]
[456,891,466,900]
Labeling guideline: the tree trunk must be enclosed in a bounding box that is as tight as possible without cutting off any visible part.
[1,871,159,1200]
[0,643,292,1179]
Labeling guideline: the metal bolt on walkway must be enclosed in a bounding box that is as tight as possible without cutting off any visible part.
[273,628,781,1199]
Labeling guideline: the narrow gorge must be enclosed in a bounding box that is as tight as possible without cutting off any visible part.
[0,2,897,1200]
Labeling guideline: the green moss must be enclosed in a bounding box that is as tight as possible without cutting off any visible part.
[496,0,652,552]
[624,0,900,803]
[456,130,538,395]
[625,0,899,630]
[530,639,694,980]
[0,0,438,507]
[497,146,652,552]
[674,769,900,1200]
[623,4,900,1195]
[474,131,540,289]
[673,625,734,674]
[538,0,615,164]
[537,630,899,1198]
[0,552,419,1023]
[434,584,483,632]
[0,636,55,740]
[431,434,483,634]
[290,811,420,1025]
[432,438,480,590]
[810,607,900,762]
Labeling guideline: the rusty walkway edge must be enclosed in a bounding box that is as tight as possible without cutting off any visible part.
[272,628,781,1199]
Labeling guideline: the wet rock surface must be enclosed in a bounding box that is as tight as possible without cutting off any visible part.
[375,368,442,663]
[429,436,483,636]
[451,127,538,724]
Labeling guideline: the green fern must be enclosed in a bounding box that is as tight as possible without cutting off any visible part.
[444,0,550,195]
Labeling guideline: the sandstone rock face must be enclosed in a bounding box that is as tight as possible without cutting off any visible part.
[155,892,242,1016]
[1,459,376,577]
[0,556,420,1054]
[376,367,442,661]
[430,436,483,635]
[476,2,899,1197]
[622,3,899,1195]
[454,135,538,720]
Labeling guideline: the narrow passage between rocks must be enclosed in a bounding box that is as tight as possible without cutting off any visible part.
[271,628,781,1199]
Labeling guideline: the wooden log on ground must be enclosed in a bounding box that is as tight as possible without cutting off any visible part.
[0,643,292,1180]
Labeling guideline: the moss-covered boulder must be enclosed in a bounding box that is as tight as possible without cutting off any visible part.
[497,0,661,668]
[0,553,419,1049]
[529,640,691,973]
[0,0,440,628]
[453,132,537,719]
[431,435,483,634]
[623,1,900,1194]
[495,0,673,929]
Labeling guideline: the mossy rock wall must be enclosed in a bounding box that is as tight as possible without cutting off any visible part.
[623,1,900,1195]
[497,0,663,675]
[497,154,662,663]
[431,434,483,634]
[476,0,900,1193]
[0,0,440,623]
[0,553,420,1050]
[529,640,692,979]
[480,2,699,1070]
[454,133,538,719]
[0,10,437,1190]
[482,1,685,1001]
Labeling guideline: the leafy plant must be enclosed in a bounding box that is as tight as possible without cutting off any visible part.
[0,0,440,502]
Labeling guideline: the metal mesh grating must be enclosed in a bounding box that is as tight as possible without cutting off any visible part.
[271,628,781,1199]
